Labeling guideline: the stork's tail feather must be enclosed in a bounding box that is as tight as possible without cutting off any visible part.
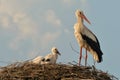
[97,57,102,63]
[91,49,103,63]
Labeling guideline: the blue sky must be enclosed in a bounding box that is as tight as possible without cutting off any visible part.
[0,0,120,79]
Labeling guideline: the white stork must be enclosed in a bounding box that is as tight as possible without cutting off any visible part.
[74,10,103,66]
[43,47,61,64]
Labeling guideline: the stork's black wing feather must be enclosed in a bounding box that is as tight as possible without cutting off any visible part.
[45,59,50,62]
[81,33,103,62]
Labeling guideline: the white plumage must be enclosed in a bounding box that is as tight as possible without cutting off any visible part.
[43,47,61,64]
[31,56,44,64]
[74,10,103,66]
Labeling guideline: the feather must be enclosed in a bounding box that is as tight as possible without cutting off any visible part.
[81,33,103,62]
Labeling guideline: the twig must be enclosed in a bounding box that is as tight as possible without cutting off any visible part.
[69,42,86,59]
[69,42,79,54]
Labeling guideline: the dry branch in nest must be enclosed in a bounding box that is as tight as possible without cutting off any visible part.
[0,62,118,80]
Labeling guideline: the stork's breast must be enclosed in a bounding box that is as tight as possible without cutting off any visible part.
[74,32,84,46]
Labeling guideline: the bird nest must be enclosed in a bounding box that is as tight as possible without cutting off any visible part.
[0,62,118,80]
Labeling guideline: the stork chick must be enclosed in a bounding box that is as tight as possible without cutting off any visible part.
[43,47,61,64]
[31,56,44,64]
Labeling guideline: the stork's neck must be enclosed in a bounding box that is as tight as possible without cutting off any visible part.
[77,17,84,25]
[53,52,58,56]
[52,52,58,59]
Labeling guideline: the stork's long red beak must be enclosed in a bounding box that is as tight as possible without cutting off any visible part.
[81,13,91,24]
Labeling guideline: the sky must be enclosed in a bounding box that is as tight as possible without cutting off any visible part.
[0,0,120,79]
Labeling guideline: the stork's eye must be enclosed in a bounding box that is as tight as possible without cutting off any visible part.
[79,12,82,14]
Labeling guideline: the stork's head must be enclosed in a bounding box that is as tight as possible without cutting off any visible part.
[75,10,91,24]
[52,47,61,55]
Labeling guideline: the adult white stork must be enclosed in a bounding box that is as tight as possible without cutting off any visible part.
[43,47,61,64]
[74,10,103,66]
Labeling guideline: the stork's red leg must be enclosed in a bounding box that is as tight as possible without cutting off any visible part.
[79,47,82,66]
[85,49,88,66]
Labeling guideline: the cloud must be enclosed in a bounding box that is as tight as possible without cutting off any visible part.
[0,16,10,29]
[13,12,38,36]
[0,11,39,50]
[9,13,40,50]
[0,1,38,49]
[9,35,25,50]
[61,0,75,6]
[0,0,62,57]
[41,31,61,47]
[0,0,35,14]
[45,10,61,27]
